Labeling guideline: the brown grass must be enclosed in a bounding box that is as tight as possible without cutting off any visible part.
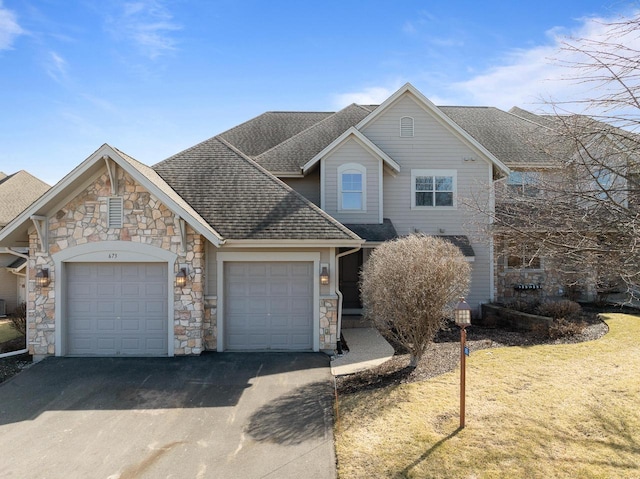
[335,313,640,478]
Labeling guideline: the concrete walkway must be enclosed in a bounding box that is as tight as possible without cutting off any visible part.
[331,328,395,376]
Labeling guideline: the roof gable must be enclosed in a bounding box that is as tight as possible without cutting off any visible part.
[0,144,224,247]
[253,104,372,174]
[357,83,510,176]
[302,127,401,174]
[153,137,361,242]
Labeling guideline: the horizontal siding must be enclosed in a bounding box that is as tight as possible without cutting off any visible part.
[363,94,494,311]
[323,138,380,224]
[282,168,320,206]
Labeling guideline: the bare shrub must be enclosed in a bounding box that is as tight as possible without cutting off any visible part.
[360,234,471,368]
[536,300,582,320]
[10,302,27,336]
[549,318,587,339]
[503,299,540,315]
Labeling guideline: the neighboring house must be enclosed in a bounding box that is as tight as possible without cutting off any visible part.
[0,83,586,360]
[0,171,50,317]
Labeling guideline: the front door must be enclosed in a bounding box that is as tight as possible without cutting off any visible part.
[339,250,363,310]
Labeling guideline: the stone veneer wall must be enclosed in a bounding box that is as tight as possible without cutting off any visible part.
[494,252,597,303]
[319,296,338,350]
[27,169,205,357]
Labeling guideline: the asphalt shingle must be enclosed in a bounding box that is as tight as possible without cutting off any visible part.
[0,171,50,227]
[153,138,360,241]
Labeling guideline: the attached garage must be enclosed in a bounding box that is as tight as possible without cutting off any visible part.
[65,262,168,356]
[224,261,314,351]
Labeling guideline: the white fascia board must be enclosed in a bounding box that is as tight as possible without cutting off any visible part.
[221,239,364,248]
[356,83,511,176]
[302,127,401,174]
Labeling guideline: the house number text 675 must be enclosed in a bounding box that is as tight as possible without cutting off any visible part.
[108,253,118,259]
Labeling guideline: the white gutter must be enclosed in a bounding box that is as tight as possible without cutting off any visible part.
[0,248,29,358]
[335,245,362,354]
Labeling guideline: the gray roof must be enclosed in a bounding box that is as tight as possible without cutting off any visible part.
[438,235,475,257]
[219,111,333,157]
[153,138,360,241]
[212,103,569,173]
[217,105,371,174]
[253,104,372,173]
[343,219,398,242]
[439,106,563,168]
[0,171,50,227]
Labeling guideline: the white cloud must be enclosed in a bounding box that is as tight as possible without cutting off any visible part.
[45,50,68,83]
[0,2,24,50]
[114,0,182,59]
[448,12,640,112]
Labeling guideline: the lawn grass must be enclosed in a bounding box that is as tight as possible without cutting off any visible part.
[0,320,22,344]
[335,313,640,478]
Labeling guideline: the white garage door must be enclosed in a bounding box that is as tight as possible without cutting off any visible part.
[224,262,314,350]
[66,263,168,356]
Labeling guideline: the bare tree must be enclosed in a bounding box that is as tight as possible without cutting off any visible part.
[360,234,471,368]
[469,15,640,301]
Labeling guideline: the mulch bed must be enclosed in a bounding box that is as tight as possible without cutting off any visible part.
[336,306,614,394]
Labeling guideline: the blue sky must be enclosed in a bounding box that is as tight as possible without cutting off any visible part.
[0,0,637,185]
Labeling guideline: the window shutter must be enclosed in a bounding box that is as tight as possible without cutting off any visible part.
[108,197,123,228]
[400,117,414,137]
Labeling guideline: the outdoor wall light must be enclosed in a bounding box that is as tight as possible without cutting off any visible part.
[36,267,50,288]
[176,268,188,288]
[320,264,330,285]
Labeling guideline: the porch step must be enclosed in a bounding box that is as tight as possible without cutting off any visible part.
[342,315,372,329]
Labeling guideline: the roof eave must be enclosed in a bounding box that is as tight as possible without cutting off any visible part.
[302,127,401,174]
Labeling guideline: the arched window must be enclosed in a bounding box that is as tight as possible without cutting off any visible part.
[338,163,366,211]
[400,116,414,137]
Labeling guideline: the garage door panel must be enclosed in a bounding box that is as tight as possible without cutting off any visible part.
[225,261,313,351]
[66,262,168,356]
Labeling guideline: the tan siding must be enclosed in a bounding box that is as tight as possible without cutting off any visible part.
[363,94,495,310]
[281,168,320,206]
[323,138,380,224]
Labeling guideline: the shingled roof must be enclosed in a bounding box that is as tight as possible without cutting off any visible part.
[153,137,360,241]
[219,111,333,157]
[439,106,564,168]
[252,104,373,173]
[0,171,50,227]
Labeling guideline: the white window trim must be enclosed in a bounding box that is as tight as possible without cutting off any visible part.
[337,163,367,212]
[411,169,457,209]
[400,116,414,137]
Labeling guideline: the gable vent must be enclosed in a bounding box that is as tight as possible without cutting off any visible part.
[107,197,123,228]
[400,116,414,137]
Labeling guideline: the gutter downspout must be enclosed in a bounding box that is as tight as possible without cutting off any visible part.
[0,248,29,358]
[335,245,362,354]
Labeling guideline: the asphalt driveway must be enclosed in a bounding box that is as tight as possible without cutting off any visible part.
[0,353,336,479]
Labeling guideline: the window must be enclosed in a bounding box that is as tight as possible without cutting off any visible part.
[411,169,456,208]
[338,163,366,211]
[400,117,414,137]
[592,168,614,200]
[107,197,123,228]
[507,171,541,196]
[506,241,541,270]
